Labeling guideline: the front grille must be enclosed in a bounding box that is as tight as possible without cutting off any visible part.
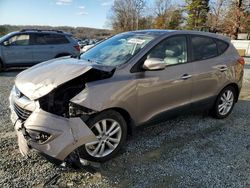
[14,103,32,121]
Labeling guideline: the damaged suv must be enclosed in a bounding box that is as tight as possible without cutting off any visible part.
[10,30,244,163]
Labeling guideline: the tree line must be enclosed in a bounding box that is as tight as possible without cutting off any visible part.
[109,0,250,39]
[0,25,112,39]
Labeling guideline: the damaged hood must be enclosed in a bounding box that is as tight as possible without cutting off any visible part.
[15,57,115,100]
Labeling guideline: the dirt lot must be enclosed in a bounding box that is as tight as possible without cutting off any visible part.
[0,59,250,188]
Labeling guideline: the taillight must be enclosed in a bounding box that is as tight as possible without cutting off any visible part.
[74,45,80,52]
[237,57,245,66]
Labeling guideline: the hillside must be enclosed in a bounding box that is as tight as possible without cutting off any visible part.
[0,25,113,39]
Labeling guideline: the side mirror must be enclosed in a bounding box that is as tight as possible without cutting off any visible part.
[143,58,166,70]
[3,41,10,46]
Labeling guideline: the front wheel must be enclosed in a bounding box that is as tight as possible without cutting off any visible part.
[212,86,237,119]
[78,110,127,162]
[0,61,3,72]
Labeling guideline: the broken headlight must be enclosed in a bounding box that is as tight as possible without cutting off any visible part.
[69,102,96,118]
[26,129,51,144]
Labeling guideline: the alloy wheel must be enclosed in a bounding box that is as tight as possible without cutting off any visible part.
[218,90,234,116]
[85,119,122,158]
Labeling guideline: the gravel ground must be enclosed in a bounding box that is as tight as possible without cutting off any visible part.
[0,59,250,188]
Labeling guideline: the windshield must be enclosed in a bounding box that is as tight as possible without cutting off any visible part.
[80,33,156,66]
[0,32,17,43]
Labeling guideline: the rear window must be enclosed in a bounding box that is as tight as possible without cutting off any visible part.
[32,33,69,45]
[216,39,229,55]
[191,35,218,61]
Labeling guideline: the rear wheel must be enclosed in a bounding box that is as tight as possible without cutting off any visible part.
[212,86,236,119]
[78,110,127,162]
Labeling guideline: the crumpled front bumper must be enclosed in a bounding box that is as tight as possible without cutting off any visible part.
[10,88,96,161]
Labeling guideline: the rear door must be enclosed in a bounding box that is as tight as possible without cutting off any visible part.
[47,34,71,58]
[189,35,228,106]
[136,35,193,124]
[30,33,56,63]
[2,34,33,65]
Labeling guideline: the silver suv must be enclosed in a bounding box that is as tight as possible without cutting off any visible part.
[9,30,245,164]
[0,29,80,71]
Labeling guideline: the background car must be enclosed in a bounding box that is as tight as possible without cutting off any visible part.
[0,29,80,71]
[80,39,105,53]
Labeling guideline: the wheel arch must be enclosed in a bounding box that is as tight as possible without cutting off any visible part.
[0,57,4,71]
[55,53,72,58]
[103,107,135,135]
[221,83,240,102]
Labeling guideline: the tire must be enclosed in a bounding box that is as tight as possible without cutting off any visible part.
[0,61,3,72]
[55,53,71,58]
[78,110,127,162]
[212,86,236,119]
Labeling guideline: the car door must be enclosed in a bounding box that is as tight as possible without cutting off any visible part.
[30,33,56,63]
[188,35,227,107]
[2,34,33,65]
[135,35,193,124]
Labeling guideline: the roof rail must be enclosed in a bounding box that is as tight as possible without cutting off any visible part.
[20,29,64,33]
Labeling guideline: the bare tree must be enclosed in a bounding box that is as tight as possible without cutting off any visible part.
[110,0,146,32]
[134,0,146,30]
[220,0,249,38]
[208,0,228,32]
[154,0,172,17]
[153,0,183,29]
[232,0,243,39]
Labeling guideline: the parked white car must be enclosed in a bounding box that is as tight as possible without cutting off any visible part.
[80,44,95,53]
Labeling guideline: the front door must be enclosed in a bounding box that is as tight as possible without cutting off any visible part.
[136,35,193,124]
[3,34,33,65]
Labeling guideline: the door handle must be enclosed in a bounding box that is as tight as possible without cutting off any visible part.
[181,74,192,80]
[218,66,228,72]
[214,65,228,72]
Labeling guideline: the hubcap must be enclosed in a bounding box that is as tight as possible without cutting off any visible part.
[218,90,234,116]
[85,119,122,158]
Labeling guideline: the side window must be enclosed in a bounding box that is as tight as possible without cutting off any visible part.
[147,36,187,66]
[216,39,229,55]
[8,34,30,46]
[44,34,69,44]
[191,36,217,61]
[32,34,48,45]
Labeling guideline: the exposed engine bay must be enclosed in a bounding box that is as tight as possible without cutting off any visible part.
[39,68,114,117]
